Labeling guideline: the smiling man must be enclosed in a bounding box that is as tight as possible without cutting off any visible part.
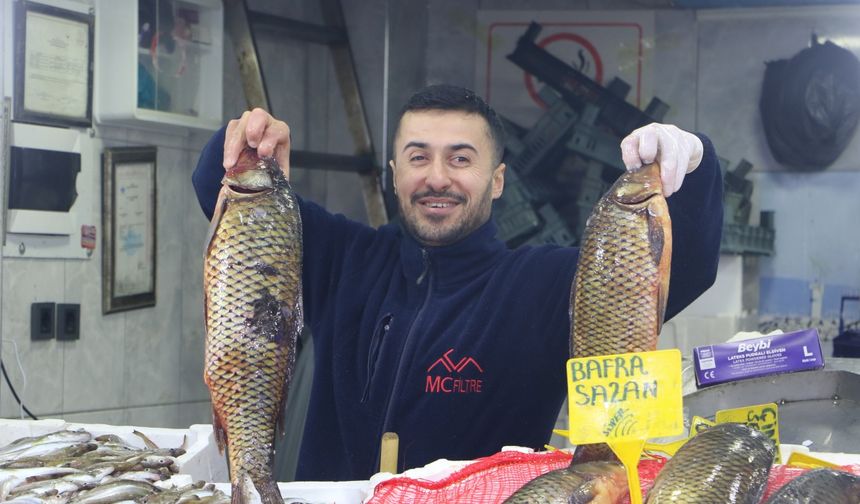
[392,99,506,246]
[192,84,723,482]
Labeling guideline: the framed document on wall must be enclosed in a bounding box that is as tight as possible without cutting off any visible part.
[102,146,157,314]
[14,1,94,128]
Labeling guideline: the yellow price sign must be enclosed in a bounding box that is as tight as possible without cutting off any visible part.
[689,415,716,436]
[715,403,780,461]
[559,349,684,504]
[565,349,684,444]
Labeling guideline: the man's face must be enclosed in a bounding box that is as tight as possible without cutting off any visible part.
[390,110,505,247]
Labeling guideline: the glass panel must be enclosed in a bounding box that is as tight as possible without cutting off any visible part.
[137,0,208,116]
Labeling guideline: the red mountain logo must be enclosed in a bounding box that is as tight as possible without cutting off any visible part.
[427,349,484,373]
[425,349,484,394]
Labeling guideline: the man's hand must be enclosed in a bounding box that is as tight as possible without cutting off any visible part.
[620,123,704,197]
[224,108,292,178]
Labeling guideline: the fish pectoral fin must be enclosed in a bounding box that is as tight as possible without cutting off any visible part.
[202,191,228,358]
[255,476,283,504]
[204,188,229,255]
[646,209,665,269]
[647,203,671,330]
[656,268,670,332]
[275,306,298,438]
[211,408,227,454]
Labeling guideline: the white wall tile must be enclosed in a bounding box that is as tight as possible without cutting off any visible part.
[124,404,180,429]
[62,408,126,426]
[181,162,210,405]
[680,254,744,317]
[177,400,212,428]
[121,147,186,408]
[660,314,741,357]
[1,259,65,417]
[697,7,860,174]
[653,10,698,129]
[62,255,126,413]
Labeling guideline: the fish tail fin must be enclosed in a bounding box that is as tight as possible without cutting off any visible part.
[233,474,282,504]
[256,476,284,504]
[231,482,243,504]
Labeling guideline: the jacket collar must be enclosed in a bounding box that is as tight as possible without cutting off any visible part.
[399,217,506,289]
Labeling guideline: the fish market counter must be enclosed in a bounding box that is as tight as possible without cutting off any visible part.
[3,361,860,504]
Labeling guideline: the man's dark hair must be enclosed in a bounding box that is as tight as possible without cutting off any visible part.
[396,84,506,165]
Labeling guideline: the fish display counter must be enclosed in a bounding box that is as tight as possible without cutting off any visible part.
[362,443,860,503]
[2,367,860,504]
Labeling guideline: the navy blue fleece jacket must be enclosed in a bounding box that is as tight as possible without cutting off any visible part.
[192,126,723,482]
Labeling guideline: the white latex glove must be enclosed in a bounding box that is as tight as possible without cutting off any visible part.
[620,123,704,197]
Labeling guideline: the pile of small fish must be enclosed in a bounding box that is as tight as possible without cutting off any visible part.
[0,429,230,503]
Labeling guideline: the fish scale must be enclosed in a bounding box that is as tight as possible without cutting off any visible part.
[204,149,302,504]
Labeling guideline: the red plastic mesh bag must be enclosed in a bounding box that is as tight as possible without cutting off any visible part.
[368,449,860,504]
[367,451,670,504]
[367,450,573,504]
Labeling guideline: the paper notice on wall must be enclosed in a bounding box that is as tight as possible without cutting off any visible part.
[475,11,655,129]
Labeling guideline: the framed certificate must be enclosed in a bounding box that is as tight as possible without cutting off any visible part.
[14,1,94,128]
[102,147,157,314]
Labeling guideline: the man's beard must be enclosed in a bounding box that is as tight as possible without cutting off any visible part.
[398,185,494,247]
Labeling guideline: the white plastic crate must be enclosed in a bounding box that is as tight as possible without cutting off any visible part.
[0,418,228,482]
[209,481,370,504]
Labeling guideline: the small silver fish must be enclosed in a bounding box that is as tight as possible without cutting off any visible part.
[0,467,81,500]
[68,480,159,504]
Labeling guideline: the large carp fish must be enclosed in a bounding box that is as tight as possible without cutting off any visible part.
[203,148,302,504]
[762,467,860,504]
[570,161,671,357]
[646,423,776,503]
[505,163,671,504]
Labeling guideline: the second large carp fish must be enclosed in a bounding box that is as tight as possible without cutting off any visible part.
[204,148,303,504]
[505,162,670,503]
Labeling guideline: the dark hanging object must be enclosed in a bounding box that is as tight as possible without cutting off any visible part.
[759,35,860,170]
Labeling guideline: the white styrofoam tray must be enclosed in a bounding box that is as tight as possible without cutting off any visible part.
[207,481,369,504]
[0,418,228,483]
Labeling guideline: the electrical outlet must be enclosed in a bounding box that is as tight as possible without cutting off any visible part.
[56,304,80,341]
[31,302,56,340]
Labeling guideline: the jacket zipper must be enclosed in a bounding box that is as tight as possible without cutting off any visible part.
[374,249,432,471]
[361,314,393,404]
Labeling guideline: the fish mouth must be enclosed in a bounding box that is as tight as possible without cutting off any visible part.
[222,179,274,198]
[222,168,275,195]
[614,190,660,205]
[228,184,268,194]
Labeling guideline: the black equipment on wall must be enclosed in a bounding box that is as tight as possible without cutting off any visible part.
[759,35,860,171]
